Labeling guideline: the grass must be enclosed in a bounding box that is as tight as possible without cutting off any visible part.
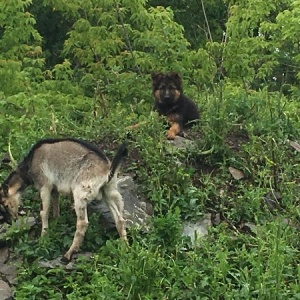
[1,80,300,299]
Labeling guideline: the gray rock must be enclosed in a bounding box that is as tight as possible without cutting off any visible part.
[0,216,36,239]
[38,252,93,270]
[168,136,196,150]
[15,216,36,229]
[0,280,12,300]
[38,256,69,269]
[0,263,18,285]
[182,213,212,246]
[167,136,214,156]
[0,247,9,264]
[0,224,7,235]
[265,190,282,212]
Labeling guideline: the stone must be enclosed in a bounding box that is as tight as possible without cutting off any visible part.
[168,136,196,150]
[265,190,282,212]
[0,263,18,285]
[289,140,300,152]
[38,257,68,269]
[38,252,93,270]
[0,217,36,247]
[0,247,9,264]
[15,216,36,229]
[0,280,12,300]
[228,167,244,180]
[182,213,212,246]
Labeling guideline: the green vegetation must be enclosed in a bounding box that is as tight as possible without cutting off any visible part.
[0,0,300,299]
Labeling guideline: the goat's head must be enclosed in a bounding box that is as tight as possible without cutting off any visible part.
[0,187,21,224]
[0,172,23,223]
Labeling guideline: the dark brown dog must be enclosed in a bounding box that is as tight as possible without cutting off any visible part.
[151,72,199,139]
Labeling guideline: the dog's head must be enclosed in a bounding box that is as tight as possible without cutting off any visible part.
[151,72,182,104]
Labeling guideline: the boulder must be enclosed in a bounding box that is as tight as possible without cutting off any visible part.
[182,213,212,246]
[0,280,13,300]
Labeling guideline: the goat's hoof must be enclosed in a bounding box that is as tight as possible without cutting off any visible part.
[61,255,71,264]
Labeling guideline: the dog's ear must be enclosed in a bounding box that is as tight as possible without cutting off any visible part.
[167,72,182,87]
[151,72,164,84]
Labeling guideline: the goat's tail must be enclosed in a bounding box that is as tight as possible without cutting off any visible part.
[108,142,128,182]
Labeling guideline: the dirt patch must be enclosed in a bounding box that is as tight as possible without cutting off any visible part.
[226,128,250,152]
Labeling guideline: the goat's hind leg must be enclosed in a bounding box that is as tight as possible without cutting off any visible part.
[104,186,127,241]
[62,196,89,263]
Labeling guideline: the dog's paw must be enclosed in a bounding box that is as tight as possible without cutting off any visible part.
[166,130,176,140]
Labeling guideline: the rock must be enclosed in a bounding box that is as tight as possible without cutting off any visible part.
[167,136,214,155]
[228,167,244,180]
[281,218,300,230]
[0,263,18,285]
[38,256,69,269]
[0,247,9,264]
[15,216,36,229]
[0,224,7,235]
[0,216,36,233]
[212,213,221,226]
[0,280,12,300]
[289,140,300,152]
[0,225,8,248]
[168,136,196,150]
[89,176,153,229]
[239,222,257,235]
[265,190,282,212]
[0,217,36,246]
[182,213,212,246]
[38,252,93,270]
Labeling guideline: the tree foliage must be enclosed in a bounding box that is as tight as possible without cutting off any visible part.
[216,0,300,91]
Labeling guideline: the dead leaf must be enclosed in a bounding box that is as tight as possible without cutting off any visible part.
[290,141,300,152]
[228,167,244,180]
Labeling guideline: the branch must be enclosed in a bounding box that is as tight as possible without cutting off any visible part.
[200,0,213,42]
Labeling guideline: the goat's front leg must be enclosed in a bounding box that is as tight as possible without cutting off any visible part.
[40,186,52,236]
[62,198,89,263]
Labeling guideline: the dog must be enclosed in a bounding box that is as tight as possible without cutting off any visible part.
[151,72,199,139]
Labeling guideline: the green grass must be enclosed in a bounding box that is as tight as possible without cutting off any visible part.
[1,81,300,300]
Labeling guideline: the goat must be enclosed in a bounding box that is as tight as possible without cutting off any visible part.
[0,138,128,262]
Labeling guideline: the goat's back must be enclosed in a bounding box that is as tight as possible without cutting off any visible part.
[28,139,110,193]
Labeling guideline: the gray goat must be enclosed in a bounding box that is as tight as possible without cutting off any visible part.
[0,138,128,262]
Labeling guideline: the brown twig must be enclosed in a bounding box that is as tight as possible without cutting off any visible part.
[200,0,213,42]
